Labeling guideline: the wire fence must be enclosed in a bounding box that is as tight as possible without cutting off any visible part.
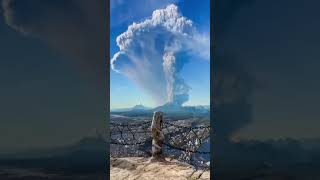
[110,119,211,169]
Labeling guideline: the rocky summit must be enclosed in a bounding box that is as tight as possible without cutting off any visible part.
[110,157,210,180]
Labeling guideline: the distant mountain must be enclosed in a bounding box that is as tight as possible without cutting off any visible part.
[0,135,106,160]
[111,104,151,112]
[153,102,183,112]
[131,104,151,111]
[111,103,210,117]
[154,103,210,115]
[0,135,107,177]
[184,105,210,114]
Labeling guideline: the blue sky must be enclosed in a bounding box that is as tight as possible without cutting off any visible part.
[110,0,210,109]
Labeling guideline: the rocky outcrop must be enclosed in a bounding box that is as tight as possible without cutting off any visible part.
[110,157,210,180]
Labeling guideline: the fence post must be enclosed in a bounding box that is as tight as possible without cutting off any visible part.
[151,111,164,160]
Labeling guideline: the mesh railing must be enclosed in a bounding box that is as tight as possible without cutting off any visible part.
[162,121,210,154]
[110,119,211,169]
[110,121,151,145]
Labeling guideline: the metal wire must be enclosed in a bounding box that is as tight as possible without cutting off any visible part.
[110,119,211,169]
[162,121,210,154]
[110,120,210,154]
[110,121,151,146]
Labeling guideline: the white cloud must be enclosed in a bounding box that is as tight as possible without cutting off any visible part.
[111,4,209,106]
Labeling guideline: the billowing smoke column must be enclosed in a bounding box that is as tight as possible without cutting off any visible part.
[111,4,209,106]
[163,52,190,105]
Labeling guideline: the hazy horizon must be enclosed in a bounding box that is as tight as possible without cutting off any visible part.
[110,102,210,110]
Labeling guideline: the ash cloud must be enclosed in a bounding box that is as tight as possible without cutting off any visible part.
[0,0,107,152]
[213,0,257,144]
[1,0,107,79]
[213,55,255,143]
[213,0,257,138]
[214,0,320,178]
[111,4,209,106]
